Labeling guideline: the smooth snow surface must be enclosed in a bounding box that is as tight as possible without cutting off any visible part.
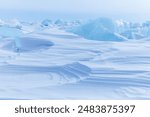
[0,20,150,99]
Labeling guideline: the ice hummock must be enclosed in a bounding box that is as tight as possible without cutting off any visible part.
[0,26,22,38]
[70,18,127,41]
[41,19,52,27]
[69,18,150,41]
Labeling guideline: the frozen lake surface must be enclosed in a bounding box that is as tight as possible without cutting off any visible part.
[0,19,150,99]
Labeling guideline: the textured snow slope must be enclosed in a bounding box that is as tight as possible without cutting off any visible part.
[0,26,150,99]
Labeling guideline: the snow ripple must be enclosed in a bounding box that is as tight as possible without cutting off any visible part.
[0,62,91,88]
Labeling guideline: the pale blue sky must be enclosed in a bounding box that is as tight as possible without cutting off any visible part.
[0,0,149,21]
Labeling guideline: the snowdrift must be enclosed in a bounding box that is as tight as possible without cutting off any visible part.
[1,37,54,52]
[0,24,53,52]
